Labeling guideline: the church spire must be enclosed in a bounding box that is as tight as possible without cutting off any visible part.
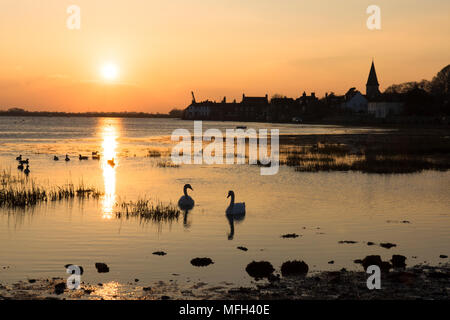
[366,60,380,99]
[367,60,379,86]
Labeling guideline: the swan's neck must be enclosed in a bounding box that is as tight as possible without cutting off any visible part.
[229,194,235,207]
[183,186,189,196]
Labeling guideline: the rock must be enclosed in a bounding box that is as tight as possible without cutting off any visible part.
[367,242,375,246]
[268,274,280,282]
[381,261,392,273]
[54,282,66,295]
[134,279,139,282]
[143,287,152,291]
[281,233,300,239]
[161,295,170,300]
[328,260,334,264]
[152,251,167,256]
[439,255,448,259]
[338,240,358,244]
[190,257,214,267]
[362,255,382,270]
[83,289,93,295]
[95,263,110,273]
[64,264,84,275]
[237,246,248,251]
[245,261,275,279]
[391,255,407,269]
[28,279,36,283]
[380,243,397,249]
[280,260,309,277]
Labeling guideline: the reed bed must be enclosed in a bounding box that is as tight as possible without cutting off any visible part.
[281,141,450,174]
[0,171,103,208]
[115,199,180,222]
[147,149,162,158]
[156,160,180,168]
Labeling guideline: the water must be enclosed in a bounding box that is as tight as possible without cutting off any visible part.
[0,117,449,288]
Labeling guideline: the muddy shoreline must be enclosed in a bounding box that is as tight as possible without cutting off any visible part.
[1,264,448,300]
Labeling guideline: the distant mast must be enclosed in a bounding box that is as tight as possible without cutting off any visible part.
[191,91,196,104]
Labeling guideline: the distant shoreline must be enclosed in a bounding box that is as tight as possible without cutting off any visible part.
[0,111,178,119]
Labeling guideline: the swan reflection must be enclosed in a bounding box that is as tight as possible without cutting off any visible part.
[226,213,246,240]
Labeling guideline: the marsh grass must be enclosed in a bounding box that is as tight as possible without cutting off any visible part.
[281,140,450,174]
[0,171,103,208]
[156,161,180,168]
[115,199,180,222]
[147,149,162,158]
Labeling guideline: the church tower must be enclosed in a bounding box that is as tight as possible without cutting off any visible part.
[366,60,381,100]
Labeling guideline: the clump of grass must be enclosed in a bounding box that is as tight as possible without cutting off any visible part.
[147,149,162,158]
[157,161,180,168]
[115,199,180,222]
[0,172,103,208]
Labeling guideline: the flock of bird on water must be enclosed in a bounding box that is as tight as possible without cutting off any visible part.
[14,154,245,218]
[15,152,116,176]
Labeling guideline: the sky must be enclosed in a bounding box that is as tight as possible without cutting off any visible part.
[0,0,449,112]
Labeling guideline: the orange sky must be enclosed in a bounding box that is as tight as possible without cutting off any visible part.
[0,0,449,112]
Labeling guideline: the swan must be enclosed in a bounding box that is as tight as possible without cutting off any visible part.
[178,184,195,210]
[226,190,246,215]
[24,165,30,175]
[54,156,59,161]
[65,154,70,161]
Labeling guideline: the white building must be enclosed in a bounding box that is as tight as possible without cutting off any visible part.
[368,102,404,118]
[344,91,368,113]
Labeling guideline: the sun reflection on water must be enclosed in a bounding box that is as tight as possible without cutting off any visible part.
[100,119,119,219]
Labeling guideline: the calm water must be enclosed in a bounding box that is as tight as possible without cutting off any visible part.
[0,117,449,288]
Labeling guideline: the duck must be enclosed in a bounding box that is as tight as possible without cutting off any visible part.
[16,155,22,161]
[92,154,101,160]
[226,190,246,215]
[79,154,88,160]
[54,156,59,161]
[65,154,70,161]
[178,184,195,210]
[18,163,24,171]
[24,165,30,175]
[107,158,115,167]
[19,158,29,165]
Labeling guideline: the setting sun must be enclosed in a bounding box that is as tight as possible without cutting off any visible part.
[101,63,119,81]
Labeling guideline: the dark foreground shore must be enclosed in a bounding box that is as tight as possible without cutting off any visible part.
[1,264,448,300]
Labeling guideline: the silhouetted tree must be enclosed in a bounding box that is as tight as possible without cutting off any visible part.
[403,87,435,116]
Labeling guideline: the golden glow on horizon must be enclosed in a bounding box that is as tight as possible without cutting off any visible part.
[101,119,119,219]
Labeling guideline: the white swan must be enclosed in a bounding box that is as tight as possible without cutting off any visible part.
[226,190,246,215]
[178,184,195,210]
